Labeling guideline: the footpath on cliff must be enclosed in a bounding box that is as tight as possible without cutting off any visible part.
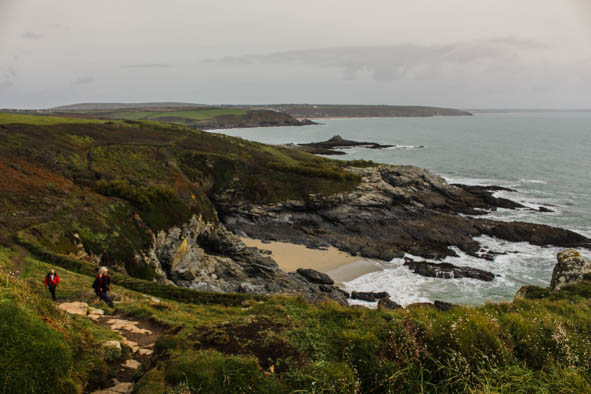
[58,301,165,394]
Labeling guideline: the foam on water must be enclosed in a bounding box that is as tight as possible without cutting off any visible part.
[344,236,563,307]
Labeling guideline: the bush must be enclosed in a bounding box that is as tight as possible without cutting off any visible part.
[95,179,176,210]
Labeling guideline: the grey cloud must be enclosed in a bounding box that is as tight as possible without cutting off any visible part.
[73,76,95,85]
[210,37,546,81]
[121,63,171,69]
[21,31,42,40]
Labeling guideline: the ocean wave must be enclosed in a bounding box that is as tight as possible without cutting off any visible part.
[519,178,548,185]
[344,236,562,307]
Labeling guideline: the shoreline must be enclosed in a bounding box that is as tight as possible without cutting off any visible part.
[240,237,383,283]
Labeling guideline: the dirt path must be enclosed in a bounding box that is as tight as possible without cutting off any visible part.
[89,313,165,394]
[9,244,28,277]
[58,302,165,394]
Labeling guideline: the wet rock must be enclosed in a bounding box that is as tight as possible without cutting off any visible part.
[378,298,402,310]
[351,291,390,302]
[318,285,334,293]
[297,268,334,285]
[404,260,495,281]
[538,206,553,213]
[298,135,394,155]
[550,249,591,291]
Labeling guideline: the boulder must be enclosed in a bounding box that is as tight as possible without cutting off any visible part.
[550,249,591,291]
[404,260,495,282]
[378,298,402,310]
[124,359,141,369]
[351,291,390,302]
[90,382,133,394]
[296,268,334,285]
[58,302,88,316]
[433,300,455,311]
[102,340,121,352]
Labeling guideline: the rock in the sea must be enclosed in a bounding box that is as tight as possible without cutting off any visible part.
[550,249,591,291]
[296,268,334,285]
[351,291,390,302]
[404,260,495,281]
[378,298,402,310]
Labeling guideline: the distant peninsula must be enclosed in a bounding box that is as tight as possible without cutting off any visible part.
[3,102,474,130]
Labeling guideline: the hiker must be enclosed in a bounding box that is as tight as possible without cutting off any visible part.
[44,269,60,301]
[93,266,114,308]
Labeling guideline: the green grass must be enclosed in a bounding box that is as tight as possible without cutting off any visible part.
[0,112,107,125]
[2,244,591,393]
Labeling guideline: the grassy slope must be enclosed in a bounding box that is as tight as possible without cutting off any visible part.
[0,112,359,279]
[1,246,590,393]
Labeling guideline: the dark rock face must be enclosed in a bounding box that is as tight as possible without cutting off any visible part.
[137,216,348,305]
[404,260,495,281]
[378,298,402,310]
[217,165,590,263]
[351,291,390,302]
[550,249,591,291]
[296,268,334,285]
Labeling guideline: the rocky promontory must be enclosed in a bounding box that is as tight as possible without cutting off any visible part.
[216,165,590,262]
[297,135,395,155]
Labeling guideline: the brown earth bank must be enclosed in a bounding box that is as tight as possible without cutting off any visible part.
[216,165,590,263]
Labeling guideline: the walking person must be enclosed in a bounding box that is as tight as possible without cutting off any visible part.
[93,266,114,308]
[44,269,60,301]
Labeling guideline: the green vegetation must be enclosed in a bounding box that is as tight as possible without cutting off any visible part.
[0,112,358,279]
[0,112,107,125]
[2,244,590,393]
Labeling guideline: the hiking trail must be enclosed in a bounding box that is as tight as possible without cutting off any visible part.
[58,302,166,394]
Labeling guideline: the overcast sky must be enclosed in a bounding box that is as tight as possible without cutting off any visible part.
[1,0,590,109]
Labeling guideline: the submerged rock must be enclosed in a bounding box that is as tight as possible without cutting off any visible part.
[404,260,495,281]
[550,249,591,291]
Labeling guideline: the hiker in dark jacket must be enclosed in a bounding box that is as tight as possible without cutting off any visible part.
[93,266,113,308]
[44,269,60,301]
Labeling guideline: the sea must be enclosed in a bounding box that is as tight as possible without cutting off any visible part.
[215,112,591,306]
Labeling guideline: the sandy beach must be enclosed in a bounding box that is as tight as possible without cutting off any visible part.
[240,237,383,283]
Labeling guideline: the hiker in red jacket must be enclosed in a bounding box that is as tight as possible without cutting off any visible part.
[44,269,60,301]
[92,266,114,308]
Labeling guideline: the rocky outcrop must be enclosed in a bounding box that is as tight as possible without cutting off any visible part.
[217,165,590,262]
[550,249,591,291]
[296,268,334,285]
[137,216,347,304]
[298,135,394,155]
[404,260,495,281]
[351,291,390,302]
[378,298,402,310]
